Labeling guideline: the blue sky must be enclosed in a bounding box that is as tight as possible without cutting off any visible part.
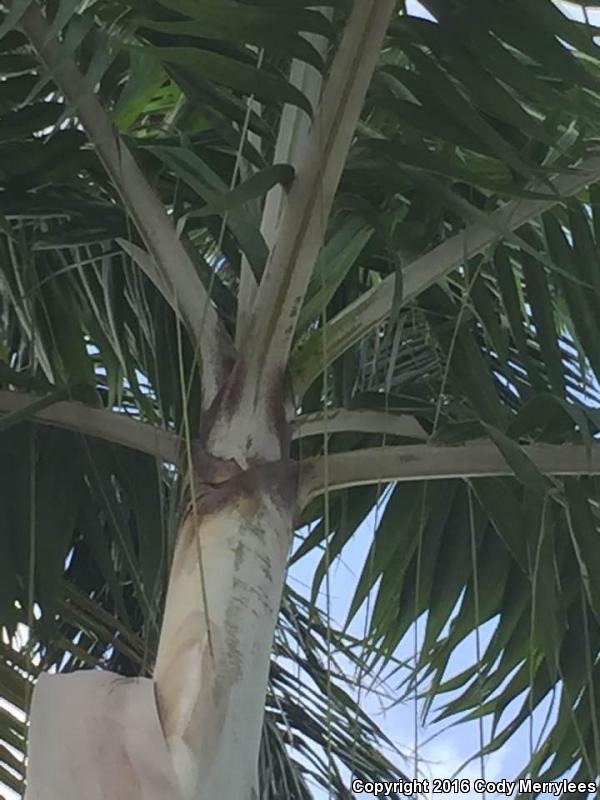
[288,504,520,800]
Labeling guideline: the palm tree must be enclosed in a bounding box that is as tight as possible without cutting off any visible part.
[2,0,600,797]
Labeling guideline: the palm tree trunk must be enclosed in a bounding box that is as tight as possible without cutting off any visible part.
[24,448,296,800]
[154,453,297,800]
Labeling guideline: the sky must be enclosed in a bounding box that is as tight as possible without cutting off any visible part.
[289,483,568,800]
[289,504,521,800]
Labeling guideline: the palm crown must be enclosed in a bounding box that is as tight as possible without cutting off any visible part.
[2,1,600,797]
